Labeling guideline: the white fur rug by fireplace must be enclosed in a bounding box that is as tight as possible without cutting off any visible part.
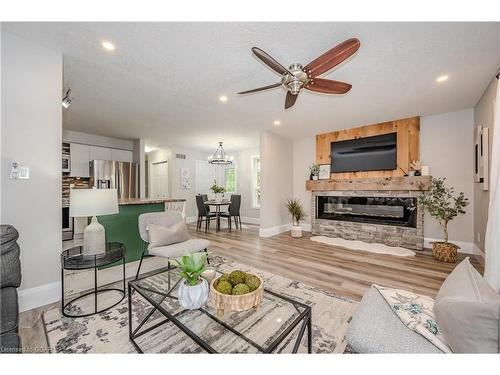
[310,236,416,257]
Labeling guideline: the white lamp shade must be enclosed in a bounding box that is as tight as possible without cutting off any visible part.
[69,188,119,217]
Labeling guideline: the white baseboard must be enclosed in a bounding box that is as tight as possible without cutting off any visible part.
[424,237,483,256]
[259,223,292,237]
[18,281,61,312]
[241,216,260,225]
[186,216,198,224]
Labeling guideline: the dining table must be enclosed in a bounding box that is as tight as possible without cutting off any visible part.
[204,200,231,232]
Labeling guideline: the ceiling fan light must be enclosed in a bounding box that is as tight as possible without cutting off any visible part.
[288,80,302,95]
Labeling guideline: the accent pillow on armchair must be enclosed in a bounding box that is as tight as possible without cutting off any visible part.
[147,221,190,249]
[433,257,500,353]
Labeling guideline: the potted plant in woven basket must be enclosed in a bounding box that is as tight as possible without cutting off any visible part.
[419,177,469,262]
[286,198,307,238]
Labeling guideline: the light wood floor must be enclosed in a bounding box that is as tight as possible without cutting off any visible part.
[18,224,484,353]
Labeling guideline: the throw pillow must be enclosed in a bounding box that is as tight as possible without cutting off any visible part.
[434,257,500,353]
[147,221,190,249]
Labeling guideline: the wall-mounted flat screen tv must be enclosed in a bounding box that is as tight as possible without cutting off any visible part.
[331,132,397,173]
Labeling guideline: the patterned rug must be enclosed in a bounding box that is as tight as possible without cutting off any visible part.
[43,256,358,353]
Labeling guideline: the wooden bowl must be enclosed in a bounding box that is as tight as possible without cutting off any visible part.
[209,274,264,317]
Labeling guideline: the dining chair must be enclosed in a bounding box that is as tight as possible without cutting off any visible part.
[196,195,216,232]
[220,194,242,231]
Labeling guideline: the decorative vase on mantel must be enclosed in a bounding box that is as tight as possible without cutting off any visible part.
[214,193,223,203]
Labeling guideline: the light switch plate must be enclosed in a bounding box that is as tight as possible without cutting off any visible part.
[18,166,30,179]
[9,161,20,179]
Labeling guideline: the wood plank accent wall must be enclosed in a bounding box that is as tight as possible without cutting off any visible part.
[316,116,420,179]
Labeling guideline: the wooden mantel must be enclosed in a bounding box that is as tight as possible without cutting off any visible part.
[305,176,432,191]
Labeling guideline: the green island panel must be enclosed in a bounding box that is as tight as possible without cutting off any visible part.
[98,203,165,267]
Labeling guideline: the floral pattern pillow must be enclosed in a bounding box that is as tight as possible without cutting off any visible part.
[373,284,452,353]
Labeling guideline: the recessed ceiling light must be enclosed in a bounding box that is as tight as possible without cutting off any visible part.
[436,75,449,83]
[219,95,228,103]
[101,40,116,51]
[273,120,281,126]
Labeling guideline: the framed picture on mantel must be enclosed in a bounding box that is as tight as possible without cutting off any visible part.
[319,164,330,180]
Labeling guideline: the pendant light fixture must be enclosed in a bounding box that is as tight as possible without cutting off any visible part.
[208,142,233,165]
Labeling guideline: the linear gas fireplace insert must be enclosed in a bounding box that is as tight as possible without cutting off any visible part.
[316,196,417,228]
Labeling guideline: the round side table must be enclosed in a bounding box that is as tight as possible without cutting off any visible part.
[61,242,126,318]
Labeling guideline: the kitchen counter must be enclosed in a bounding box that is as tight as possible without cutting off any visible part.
[118,198,186,206]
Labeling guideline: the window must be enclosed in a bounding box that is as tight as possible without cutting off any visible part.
[225,167,236,193]
[251,156,261,208]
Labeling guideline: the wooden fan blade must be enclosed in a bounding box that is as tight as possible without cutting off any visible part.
[238,83,282,94]
[305,78,352,94]
[285,92,298,109]
[303,38,360,78]
[252,47,293,76]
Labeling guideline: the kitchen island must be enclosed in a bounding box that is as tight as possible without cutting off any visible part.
[98,198,186,265]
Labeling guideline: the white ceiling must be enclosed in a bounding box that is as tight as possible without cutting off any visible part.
[4,22,500,152]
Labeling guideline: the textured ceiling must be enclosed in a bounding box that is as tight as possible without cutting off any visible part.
[3,22,500,152]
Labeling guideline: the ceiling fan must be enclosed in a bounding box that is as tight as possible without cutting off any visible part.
[238,38,360,109]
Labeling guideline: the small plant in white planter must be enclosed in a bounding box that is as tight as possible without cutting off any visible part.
[210,180,226,203]
[286,198,307,238]
[172,253,209,309]
[309,164,320,181]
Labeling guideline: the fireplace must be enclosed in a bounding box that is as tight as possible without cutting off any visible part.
[316,196,417,228]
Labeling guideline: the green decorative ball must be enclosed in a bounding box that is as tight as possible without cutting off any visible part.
[232,283,250,295]
[228,270,246,286]
[244,274,261,292]
[215,280,233,295]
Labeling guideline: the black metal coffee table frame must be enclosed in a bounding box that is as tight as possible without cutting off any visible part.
[128,268,312,354]
[61,242,126,318]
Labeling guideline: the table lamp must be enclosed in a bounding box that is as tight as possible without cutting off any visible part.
[69,188,119,255]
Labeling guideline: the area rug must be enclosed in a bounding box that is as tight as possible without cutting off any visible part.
[43,256,357,353]
[310,236,416,257]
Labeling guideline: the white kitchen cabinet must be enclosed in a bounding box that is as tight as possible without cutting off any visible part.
[69,143,90,177]
[89,146,112,161]
[111,149,133,162]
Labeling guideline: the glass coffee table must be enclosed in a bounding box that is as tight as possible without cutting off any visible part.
[128,268,312,353]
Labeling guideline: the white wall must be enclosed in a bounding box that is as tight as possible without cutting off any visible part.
[234,147,260,221]
[292,137,316,231]
[1,31,62,310]
[420,109,475,248]
[259,131,293,236]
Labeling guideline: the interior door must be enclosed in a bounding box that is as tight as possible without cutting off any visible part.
[151,161,169,198]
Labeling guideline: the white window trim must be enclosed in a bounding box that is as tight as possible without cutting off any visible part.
[251,155,260,209]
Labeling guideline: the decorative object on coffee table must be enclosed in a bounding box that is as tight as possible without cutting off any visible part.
[318,164,330,180]
[419,177,469,262]
[61,242,125,317]
[309,164,320,180]
[172,253,209,310]
[286,198,307,238]
[210,270,264,316]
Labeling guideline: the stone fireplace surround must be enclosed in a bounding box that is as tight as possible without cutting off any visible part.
[307,177,431,250]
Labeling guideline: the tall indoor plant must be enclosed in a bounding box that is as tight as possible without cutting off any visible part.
[210,180,225,203]
[286,198,307,238]
[172,253,209,309]
[419,177,469,262]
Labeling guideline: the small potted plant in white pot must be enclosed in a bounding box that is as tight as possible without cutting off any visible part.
[286,198,307,238]
[172,253,209,309]
[309,164,320,181]
[419,177,469,263]
[210,180,225,203]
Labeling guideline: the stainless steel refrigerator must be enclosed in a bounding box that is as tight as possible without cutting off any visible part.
[90,160,138,199]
